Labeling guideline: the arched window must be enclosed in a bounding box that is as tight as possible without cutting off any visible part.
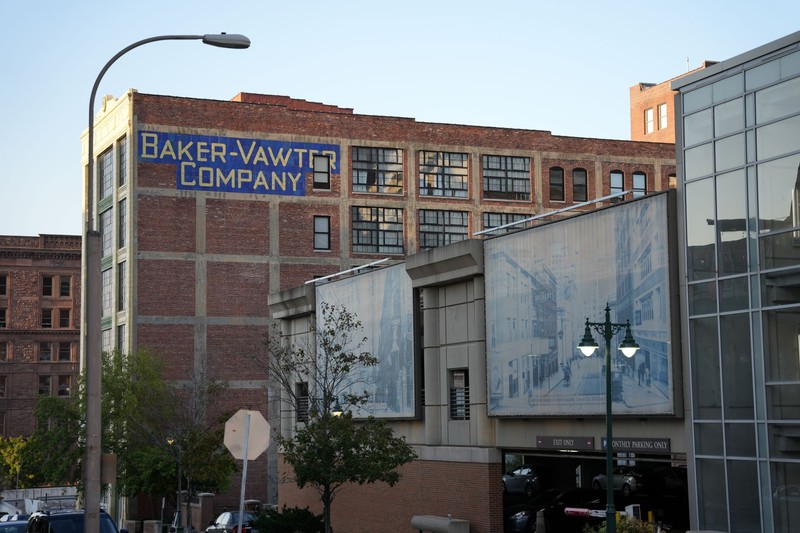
[573,168,587,202]
[610,170,624,201]
[549,167,565,202]
[633,171,647,198]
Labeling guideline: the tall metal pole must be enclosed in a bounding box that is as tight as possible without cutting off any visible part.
[83,33,249,533]
[176,444,183,533]
[602,306,616,533]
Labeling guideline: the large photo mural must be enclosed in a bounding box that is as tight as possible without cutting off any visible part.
[485,193,674,416]
[315,263,415,418]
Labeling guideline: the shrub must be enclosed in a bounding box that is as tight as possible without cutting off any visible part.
[251,505,324,533]
[583,515,657,533]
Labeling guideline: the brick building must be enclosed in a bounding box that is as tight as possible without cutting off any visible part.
[83,90,675,525]
[0,234,82,437]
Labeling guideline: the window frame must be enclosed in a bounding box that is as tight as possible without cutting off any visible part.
[59,309,70,328]
[42,276,53,297]
[117,136,128,187]
[313,154,331,190]
[633,171,647,198]
[0,274,7,296]
[41,309,52,329]
[58,342,72,362]
[549,167,565,202]
[39,342,53,362]
[352,207,404,254]
[38,375,52,396]
[352,147,404,194]
[610,170,625,200]
[645,107,655,134]
[658,103,668,130]
[98,147,114,200]
[313,216,331,251]
[419,209,469,249]
[573,168,588,202]
[419,151,469,198]
[482,155,531,201]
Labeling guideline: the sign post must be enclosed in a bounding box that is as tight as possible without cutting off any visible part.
[225,410,270,533]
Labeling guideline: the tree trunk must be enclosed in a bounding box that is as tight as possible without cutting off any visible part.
[322,485,332,533]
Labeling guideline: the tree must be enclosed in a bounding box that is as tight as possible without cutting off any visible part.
[266,302,417,533]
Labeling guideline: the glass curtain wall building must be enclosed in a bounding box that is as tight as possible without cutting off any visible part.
[673,31,800,533]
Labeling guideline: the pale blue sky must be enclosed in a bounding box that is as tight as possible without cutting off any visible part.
[1,0,798,236]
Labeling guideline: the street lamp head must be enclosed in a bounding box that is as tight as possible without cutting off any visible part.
[331,398,343,417]
[578,320,599,357]
[618,321,640,358]
[202,33,251,49]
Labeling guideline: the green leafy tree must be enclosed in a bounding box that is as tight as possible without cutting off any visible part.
[266,302,417,533]
[0,436,27,489]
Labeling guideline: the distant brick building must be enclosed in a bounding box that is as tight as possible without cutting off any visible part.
[84,90,675,522]
[0,234,81,436]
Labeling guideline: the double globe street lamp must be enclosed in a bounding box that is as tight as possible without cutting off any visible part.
[578,303,639,533]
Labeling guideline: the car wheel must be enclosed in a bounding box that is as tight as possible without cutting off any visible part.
[623,483,632,497]
[593,480,601,491]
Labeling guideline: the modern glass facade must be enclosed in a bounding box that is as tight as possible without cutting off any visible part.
[674,31,800,533]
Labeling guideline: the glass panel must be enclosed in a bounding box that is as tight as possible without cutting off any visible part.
[696,422,724,455]
[757,115,800,161]
[715,98,744,137]
[782,50,800,78]
[691,317,721,418]
[713,74,743,103]
[719,277,748,312]
[716,169,748,275]
[758,232,800,270]
[686,178,717,280]
[763,307,800,383]
[757,153,800,234]
[726,424,756,456]
[726,460,761,532]
[721,313,754,419]
[746,60,780,92]
[689,281,717,315]
[685,143,714,180]
[772,461,800,533]
[684,108,714,145]
[684,85,713,114]
[762,268,800,307]
[715,133,745,173]
[696,458,729,531]
[755,76,800,124]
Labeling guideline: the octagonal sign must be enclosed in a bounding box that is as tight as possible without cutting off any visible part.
[224,409,270,460]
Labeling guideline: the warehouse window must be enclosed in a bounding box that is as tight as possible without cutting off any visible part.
[59,309,70,328]
[633,171,647,198]
[352,207,404,254]
[645,108,655,134]
[610,170,624,201]
[101,269,112,318]
[40,342,53,362]
[549,167,565,202]
[118,262,126,311]
[313,155,330,190]
[58,343,72,362]
[314,216,331,251]
[450,369,470,420]
[39,376,52,396]
[42,276,53,297]
[0,342,7,361]
[117,136,128,187]
[352,147,403,194]
[483,212,529,233]
[98,147,114,200]
[58,376,71,397]
[100,209,113,258]
[41,309,52,329]
[482,155,530,201]
[658,103,668,130]
[60,277,71,297]
[419,210,468,249]
[118,198,127,249]
[419,151,468,197]
[572,168,588,202]
[0,274,7,296]
[0,309,5,328]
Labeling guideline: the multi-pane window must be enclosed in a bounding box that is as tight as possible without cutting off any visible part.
[100,209,113,258]
[419,210,469,249]
[117,324,126,351]
[313,216,331,251]
[450,369,470,420]
[0,342,7,361]
[98,147,114,200]
[58,343,72,362]
[483,212,529,233]
[101,269,112,317]
[573,168,588,202]
[610,170,624,200]
[296,382,309,423]
[352,207,404,254]
[118,262,126,311]
[645,108,655,134]
[313,155,330,190]
[41,309,52,328]
[101,329,112,354]
[58,376,71,397]
[633,171,647,198]
[60,277,71,297]
[59,309,70,328]
[39,376,52,396]
[118,198,127,249]
[117,136,128,187]
[40,342,53,362]
[482,155,530,201]
[419,151,469,197]
[549,167,565,202]
[0,376,6,398]
[42,276,53,297]
[658,103,668,130]
[0,274,7,296]
[0,309,6,328]
[352,147,403,194]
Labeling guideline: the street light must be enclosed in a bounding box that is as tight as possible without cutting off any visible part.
[166,438,183,533]
[83,33,250,533]
[577,303,639,533]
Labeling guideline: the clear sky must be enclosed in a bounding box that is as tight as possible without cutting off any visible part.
[1,0,798,237]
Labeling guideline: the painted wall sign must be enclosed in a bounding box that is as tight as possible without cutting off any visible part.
[601,437,671,453]
[537,436,595,451]
[137,131,340,196]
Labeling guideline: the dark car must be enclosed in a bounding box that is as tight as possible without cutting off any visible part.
[205,512,256,533]
[0,520,28,533]
[502,465,549,497]
[27,509,121,533]
[592,465,664,497]
[505,487,606,533]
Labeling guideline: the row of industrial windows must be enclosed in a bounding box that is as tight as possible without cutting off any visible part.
[316,147,649,203]
[0,341,75,362]
[0,310,73,330]
[97,136,128,260]
[314,209,535,254]
[0,275,73,329]
[644,103,669,134]
[0,375,73,397]
[0,274,72,299]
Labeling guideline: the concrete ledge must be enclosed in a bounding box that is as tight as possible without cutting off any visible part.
[410,515,469,533]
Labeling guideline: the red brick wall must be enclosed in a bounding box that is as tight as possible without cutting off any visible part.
[205,200,270,256]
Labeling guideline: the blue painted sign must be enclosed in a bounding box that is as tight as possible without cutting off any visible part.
[138,131,339,195]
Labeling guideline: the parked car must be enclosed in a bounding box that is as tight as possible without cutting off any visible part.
[0,516,28,524]
[0,520,28,533]
[26,509,122,533]
[592,465,664,497]
[505,487,606,533]
[502,465,549,497]
[206,511,256,533]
